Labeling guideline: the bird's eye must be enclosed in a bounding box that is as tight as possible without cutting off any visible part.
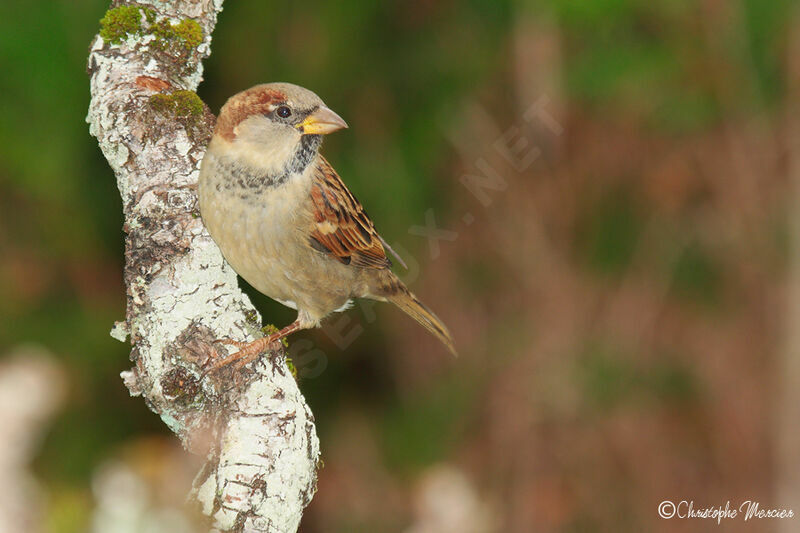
[276,106,292,118]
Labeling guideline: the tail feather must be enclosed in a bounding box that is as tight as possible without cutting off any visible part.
[385,286,457,356]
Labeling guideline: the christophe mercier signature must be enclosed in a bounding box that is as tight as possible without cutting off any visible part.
[658,500,795,524]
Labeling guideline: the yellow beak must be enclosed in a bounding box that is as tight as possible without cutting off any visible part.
[298,105,348,135]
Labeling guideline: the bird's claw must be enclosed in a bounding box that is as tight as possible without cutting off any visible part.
[213,338,249,349]
[204,336,271,374]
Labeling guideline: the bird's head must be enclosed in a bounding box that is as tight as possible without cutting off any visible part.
[213,82,347,174]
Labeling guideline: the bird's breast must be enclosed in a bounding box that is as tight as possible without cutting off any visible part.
[199,149,314,300]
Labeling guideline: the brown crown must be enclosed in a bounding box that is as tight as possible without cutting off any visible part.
[214,86,287,141]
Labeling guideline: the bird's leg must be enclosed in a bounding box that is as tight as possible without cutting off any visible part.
[209,320,302,371]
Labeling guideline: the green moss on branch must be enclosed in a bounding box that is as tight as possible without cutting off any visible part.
[99,5,202,51]
[149,18,203,51]
[99,5,147,44]
[150,90,204,118]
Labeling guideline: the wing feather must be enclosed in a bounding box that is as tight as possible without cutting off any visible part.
[308,157,391,269]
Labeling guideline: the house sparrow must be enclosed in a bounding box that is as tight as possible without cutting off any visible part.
[198,83,456,368]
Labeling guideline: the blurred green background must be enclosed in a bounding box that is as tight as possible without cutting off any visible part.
[1,0,799,531]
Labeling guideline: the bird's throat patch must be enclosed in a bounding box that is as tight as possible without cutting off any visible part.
[214,135,322,193]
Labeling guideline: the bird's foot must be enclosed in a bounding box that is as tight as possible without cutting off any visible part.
[215,338,249,350]
[207,336,272,373]
[205,320,302,373]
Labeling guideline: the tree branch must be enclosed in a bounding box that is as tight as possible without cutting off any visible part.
[86,2,320,531]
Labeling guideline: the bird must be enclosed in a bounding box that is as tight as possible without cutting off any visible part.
[198,82,456,369]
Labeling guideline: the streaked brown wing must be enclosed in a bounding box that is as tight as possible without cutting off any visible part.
[308,157,391,269]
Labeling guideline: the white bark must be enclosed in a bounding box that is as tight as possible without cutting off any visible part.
[86,2,320,531]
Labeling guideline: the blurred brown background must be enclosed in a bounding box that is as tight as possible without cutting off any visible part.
[1,0,799,531]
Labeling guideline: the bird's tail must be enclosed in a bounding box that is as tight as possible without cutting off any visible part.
[380,276,457,356]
